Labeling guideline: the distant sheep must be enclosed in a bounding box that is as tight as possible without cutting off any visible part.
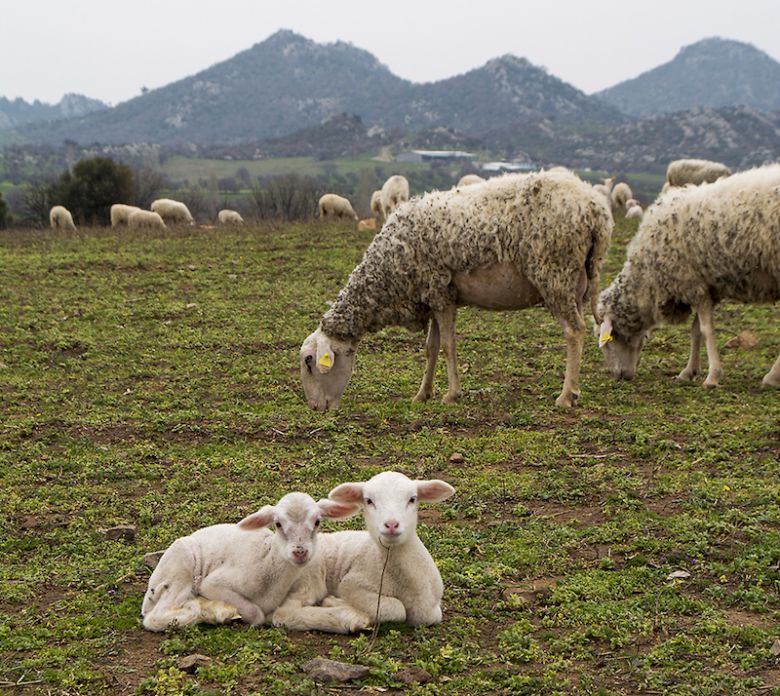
[217,209,245,226]
[370,190,383,219]
[624,198,640,211]
[380,175,409,218]
[625,205,643,220]
[110,204,141,227]
[49,205,76,231]
[128,210,166,230]
[300,170,613,410]
[665,158,731,187]
[319,194,358,221]
[611,182,633,210]
[151,198,195,226]
[597,163,780,389]
[457,174,485,187]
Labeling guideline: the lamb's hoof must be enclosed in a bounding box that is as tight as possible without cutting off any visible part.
[555,392,578,408]
[413,390,432,403]
[344,611,372,633]
[442,391,462,405]
[702,379,721,389]
[761,374,780,389]
[676,369,698,382]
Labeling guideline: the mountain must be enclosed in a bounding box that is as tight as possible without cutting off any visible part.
[596,38,780,116]
[5,30,623,146]
[0,93,107,130]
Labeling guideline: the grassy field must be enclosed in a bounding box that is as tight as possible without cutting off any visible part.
[0,215,778,695]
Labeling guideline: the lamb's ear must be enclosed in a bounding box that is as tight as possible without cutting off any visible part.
[316,336,335,374]
[238,505,276,530]
[598,316,614,348]
[416,479,455,503]
[328,482,365,504]
[317,499,360,519]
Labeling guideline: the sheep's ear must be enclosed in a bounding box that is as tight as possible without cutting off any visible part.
[317,499,360,519]
[598,316,614,348]
[328,482,365,504]
[416,479,455,503]
[238,505,276,530]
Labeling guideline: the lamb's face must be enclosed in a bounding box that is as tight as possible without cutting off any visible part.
[300,329,357,411]
[596,314,645,380]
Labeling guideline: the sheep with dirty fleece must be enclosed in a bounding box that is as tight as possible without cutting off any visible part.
[217,209,245,225]
[128,210,166,230]
[151,198,195,225]
[611,182,633,210]
[110,203,141,227]
[49,205,76,231]
[141,492,358,631]
[370,190,383,219]
[380,174,410,218]
[272,472,455,634]
[457,174,485,187]
[300,170,613,410]
[665,158,731,187]
[597,164,780,389]
[319,193,358,221]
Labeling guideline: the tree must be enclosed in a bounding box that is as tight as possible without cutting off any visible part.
[58,156,134,225]
[0,191,8,229]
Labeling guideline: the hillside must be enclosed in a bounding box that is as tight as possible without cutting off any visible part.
[596,38,780,116]
[0,93,106,130]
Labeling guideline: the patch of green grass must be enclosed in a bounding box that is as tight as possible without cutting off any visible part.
[0,216,778,694]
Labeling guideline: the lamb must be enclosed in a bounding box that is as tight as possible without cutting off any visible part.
[110,204,141,227]
[128,209,166,230]
[596,164,780,389]
[624,198,640,212]
[217,209,245,225]
[318,193,359,221]
[49,205,76,231]
[380,174,410,218]
[141,492,358,632]
[457,174,485,187]
[370,190,383,219]
[272,472,455,634]
[665,158,731,188]
[300,170,613,410]
[151,198,195,226]
[611,182,633,210]
[625,205,643,220]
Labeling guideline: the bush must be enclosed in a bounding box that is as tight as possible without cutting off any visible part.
[56,156,134,225]
[0,191,8,229]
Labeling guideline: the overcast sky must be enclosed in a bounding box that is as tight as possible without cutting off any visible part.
[2,0,778,105]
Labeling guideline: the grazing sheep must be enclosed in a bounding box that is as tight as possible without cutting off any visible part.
[457,174,485,187]
[625,205,643,220]
[611,182,633,210]
[141,493,358,632]
[624,198,640,212]
[357,218,377,232]
[217,209,245,226]
[665,158,731,188]
[49,205,76,231]
[128,210,167,230]
[592,177,614,206]
[380,175,410,218]
[300,170,613,410]
[319,193,359,221]
[370,190,383,219]
[110,204,141,227]
[151,198,195,226]
[272,472,455,634]
[597,164,780,389]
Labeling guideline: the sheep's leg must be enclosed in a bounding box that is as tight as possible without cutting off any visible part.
[697,301,722,388]
[436,306,462,404]
[677,314,702,381]
[198,578,264,626]
[761,353,780,388]
[555,314,585,408]
[143,598,210,632]
[414,317,440,402]
[273,597,371,634]
[337,578,407,623]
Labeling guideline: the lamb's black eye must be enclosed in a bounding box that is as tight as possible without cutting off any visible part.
[314,519,320,527]
[275,521,282,529]
[365,498,373,506]
[409,496,417,504]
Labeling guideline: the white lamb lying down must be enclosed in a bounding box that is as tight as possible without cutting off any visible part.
[141,493,358,632]
[272,471,455,634]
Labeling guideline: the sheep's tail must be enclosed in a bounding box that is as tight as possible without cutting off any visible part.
[584,200,614,324]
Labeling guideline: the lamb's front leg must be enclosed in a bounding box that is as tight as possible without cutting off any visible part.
[761,352,780,388]
[199,579,265,626]
[435,306,462,404]
[338,578,407,624]
[696,301,723,388]
[273,597,371,634]
[677,314,702,381]
[556,314,585,408]
[414,317,440,402]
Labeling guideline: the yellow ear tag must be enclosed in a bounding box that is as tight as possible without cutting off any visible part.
[318,354,332,368]
[600,331,613,344]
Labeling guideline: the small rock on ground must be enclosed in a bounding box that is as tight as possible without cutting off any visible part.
[101,525,137,541]
[449,452,465,463]
[725,330,758,349]
[396,667,432,684]
[178,654,212,673]
[142,550,165,569]
[302,658,370,683]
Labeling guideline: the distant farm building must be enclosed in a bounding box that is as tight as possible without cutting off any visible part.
[395,150,477,164]
[481,161,537,173]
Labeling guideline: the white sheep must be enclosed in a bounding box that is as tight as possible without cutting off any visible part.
[151,198,195,226]
[370,190,383,219]
[128,209,167,230]
[300,170,613,410]
[592,177,614,209]
[457,174,485,187]
[110,204,141,227]
[49,205,76,231]
[597,163,780,389]
[625,205,643,220]
[318,193,359,221]
[665,158,731,188]
[624,198,640,212]
[380,174,410,218]
[141,492,358,632]
[272,472,455,634]
[217,209,245,226]
[611,182,633,210]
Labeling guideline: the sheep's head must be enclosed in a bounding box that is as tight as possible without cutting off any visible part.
[238,492,358,565]
[300,328,357,412]
[329,472,455,548]
[595,313,645,380]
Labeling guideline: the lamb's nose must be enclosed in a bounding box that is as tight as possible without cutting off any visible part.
[292,548,309,563]
[383,520,400,534]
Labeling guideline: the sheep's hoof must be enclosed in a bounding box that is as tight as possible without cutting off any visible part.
[413,389,432,403]
[702,378,721,389]
[555,392,578,408]
[442,391,462,405]
[676,368,698,382]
